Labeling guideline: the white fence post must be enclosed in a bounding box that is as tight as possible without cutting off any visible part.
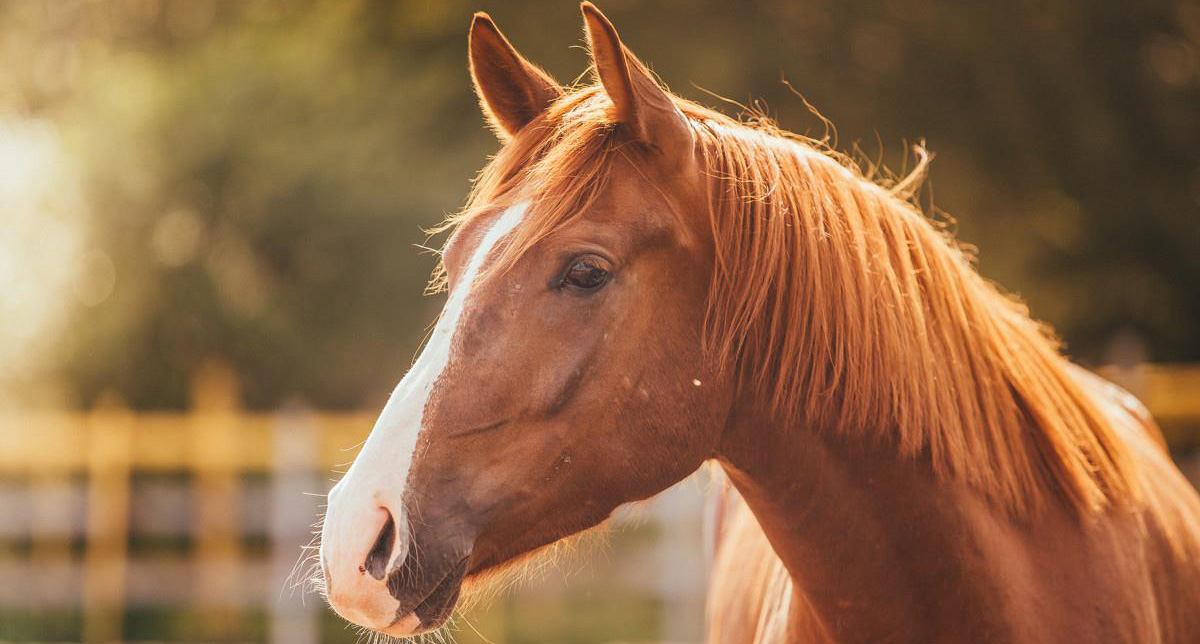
[270,400,322,644]
[654,472,709,644]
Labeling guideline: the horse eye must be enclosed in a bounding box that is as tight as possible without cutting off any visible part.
[561,257,610,292]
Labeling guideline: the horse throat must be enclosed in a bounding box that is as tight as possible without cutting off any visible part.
[716,406,1031,642]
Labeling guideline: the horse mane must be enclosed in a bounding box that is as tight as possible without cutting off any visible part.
[436,84,1138,519]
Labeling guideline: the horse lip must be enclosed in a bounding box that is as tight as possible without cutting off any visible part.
[384,555,470,627]
[408,557,470,630]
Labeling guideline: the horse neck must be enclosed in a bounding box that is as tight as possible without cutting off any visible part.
[716,404,1046,641]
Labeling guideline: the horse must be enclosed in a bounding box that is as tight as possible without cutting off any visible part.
[315,3,1200,641]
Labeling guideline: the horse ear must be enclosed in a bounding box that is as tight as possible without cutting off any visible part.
[581,2,691,154]
[469,12,563,140]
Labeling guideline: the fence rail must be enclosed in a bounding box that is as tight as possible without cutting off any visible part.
[1,362,1198,643]
[2,363,339,643]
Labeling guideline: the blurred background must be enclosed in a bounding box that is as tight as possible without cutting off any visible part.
[0,0,1197,642]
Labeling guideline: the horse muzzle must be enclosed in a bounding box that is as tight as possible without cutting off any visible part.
[320,477,474,636]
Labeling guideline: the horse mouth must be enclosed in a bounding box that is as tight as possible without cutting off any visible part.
[389,557,469,633]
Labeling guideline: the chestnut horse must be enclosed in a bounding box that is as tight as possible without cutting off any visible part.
[316,4,1200,642]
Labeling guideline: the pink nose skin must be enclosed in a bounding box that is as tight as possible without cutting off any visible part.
[320,482,419,634]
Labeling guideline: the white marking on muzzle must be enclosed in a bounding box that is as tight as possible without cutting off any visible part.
[320,201,528,627]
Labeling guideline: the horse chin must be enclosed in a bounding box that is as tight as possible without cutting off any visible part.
[370,559,511,638]
[373,596,462,637]
[376,612,424,637]
[376,557,469,637]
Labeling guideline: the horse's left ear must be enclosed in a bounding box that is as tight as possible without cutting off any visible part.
[581,2,692,155]
[470,12,563,140]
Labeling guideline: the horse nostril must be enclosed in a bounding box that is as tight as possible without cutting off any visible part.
[363,509,396,580]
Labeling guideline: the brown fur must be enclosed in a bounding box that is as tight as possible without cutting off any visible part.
[442,63,1135,522]
[708,371,1200,642]
[322,5,1200,641]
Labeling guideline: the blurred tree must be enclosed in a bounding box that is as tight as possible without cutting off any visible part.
[1,0,1196,410]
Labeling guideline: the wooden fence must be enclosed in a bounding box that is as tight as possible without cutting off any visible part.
[0,362,1198,643]
[0,362,375,643]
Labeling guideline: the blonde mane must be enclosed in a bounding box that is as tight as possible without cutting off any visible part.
[437,85,1137,519]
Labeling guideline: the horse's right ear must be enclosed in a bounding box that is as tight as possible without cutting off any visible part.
[469,13,563,141]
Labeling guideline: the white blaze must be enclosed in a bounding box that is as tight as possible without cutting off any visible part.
[321,201,528,602]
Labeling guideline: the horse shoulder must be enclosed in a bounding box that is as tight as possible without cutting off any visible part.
[1070,364,1200,642]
